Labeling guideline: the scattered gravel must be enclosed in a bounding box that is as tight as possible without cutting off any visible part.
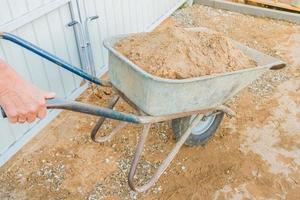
[85,123,169,200]
[36,160,66,192]
[86,151,161,199]
[248,70,289,97]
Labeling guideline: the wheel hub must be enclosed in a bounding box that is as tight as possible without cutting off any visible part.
[190,114,216,136]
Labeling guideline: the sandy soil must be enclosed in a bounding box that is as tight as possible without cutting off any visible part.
[1,5,300,200]
[115,27,256,79]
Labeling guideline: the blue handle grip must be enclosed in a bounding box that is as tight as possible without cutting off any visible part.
[0,32,105,85]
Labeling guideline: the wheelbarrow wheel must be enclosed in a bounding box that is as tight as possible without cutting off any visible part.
[171,112,224,146]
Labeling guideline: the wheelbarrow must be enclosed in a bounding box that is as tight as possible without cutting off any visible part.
[0,28,285,192]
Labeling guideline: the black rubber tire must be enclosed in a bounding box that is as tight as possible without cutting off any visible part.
[171,112,224,146]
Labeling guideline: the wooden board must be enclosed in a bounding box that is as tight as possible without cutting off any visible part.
[246,0,300,12]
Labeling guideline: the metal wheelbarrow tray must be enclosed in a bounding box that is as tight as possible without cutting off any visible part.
[0,28,285,192]
[103,27,285,116]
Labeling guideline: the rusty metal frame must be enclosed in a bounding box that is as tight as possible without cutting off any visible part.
[89,93,234,192]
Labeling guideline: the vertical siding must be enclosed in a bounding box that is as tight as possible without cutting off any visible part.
[0,2,81,155]
[0,0,57,25]
[0,0,12,25]
[25,0,44,11]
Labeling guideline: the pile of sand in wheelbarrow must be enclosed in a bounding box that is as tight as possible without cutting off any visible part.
[115,27,257,79]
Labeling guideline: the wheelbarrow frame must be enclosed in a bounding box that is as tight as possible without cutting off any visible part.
[0,31,285,192]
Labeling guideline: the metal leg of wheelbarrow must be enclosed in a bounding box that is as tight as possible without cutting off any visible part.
[90,95,128,143]
[128,114,204,192]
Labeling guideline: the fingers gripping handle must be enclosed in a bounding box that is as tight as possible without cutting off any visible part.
[0,98,140,123]
[0,98,63,119]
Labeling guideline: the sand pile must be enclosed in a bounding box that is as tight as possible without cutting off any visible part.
[115,27,256,79]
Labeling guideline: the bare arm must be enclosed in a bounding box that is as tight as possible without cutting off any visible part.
[0,59,55,123]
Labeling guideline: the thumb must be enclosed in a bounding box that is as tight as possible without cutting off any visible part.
[43,91,56,99]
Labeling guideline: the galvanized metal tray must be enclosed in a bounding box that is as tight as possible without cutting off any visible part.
[104,27,285,116]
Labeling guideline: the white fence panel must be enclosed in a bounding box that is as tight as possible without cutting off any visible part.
[0,1,82,162]
[0,0,57,25]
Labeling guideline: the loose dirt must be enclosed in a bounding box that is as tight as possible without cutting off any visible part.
[115,27,256,79]
[0,4,300,200]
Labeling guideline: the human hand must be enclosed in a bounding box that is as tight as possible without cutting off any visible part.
[0,60,55,123]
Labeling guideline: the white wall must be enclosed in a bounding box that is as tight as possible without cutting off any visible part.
[0,0,187,166]
[0,0,82,157]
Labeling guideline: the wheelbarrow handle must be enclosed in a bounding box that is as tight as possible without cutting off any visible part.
[1,98,235,124]
[0,32,111,86]
[0,98,140,123]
